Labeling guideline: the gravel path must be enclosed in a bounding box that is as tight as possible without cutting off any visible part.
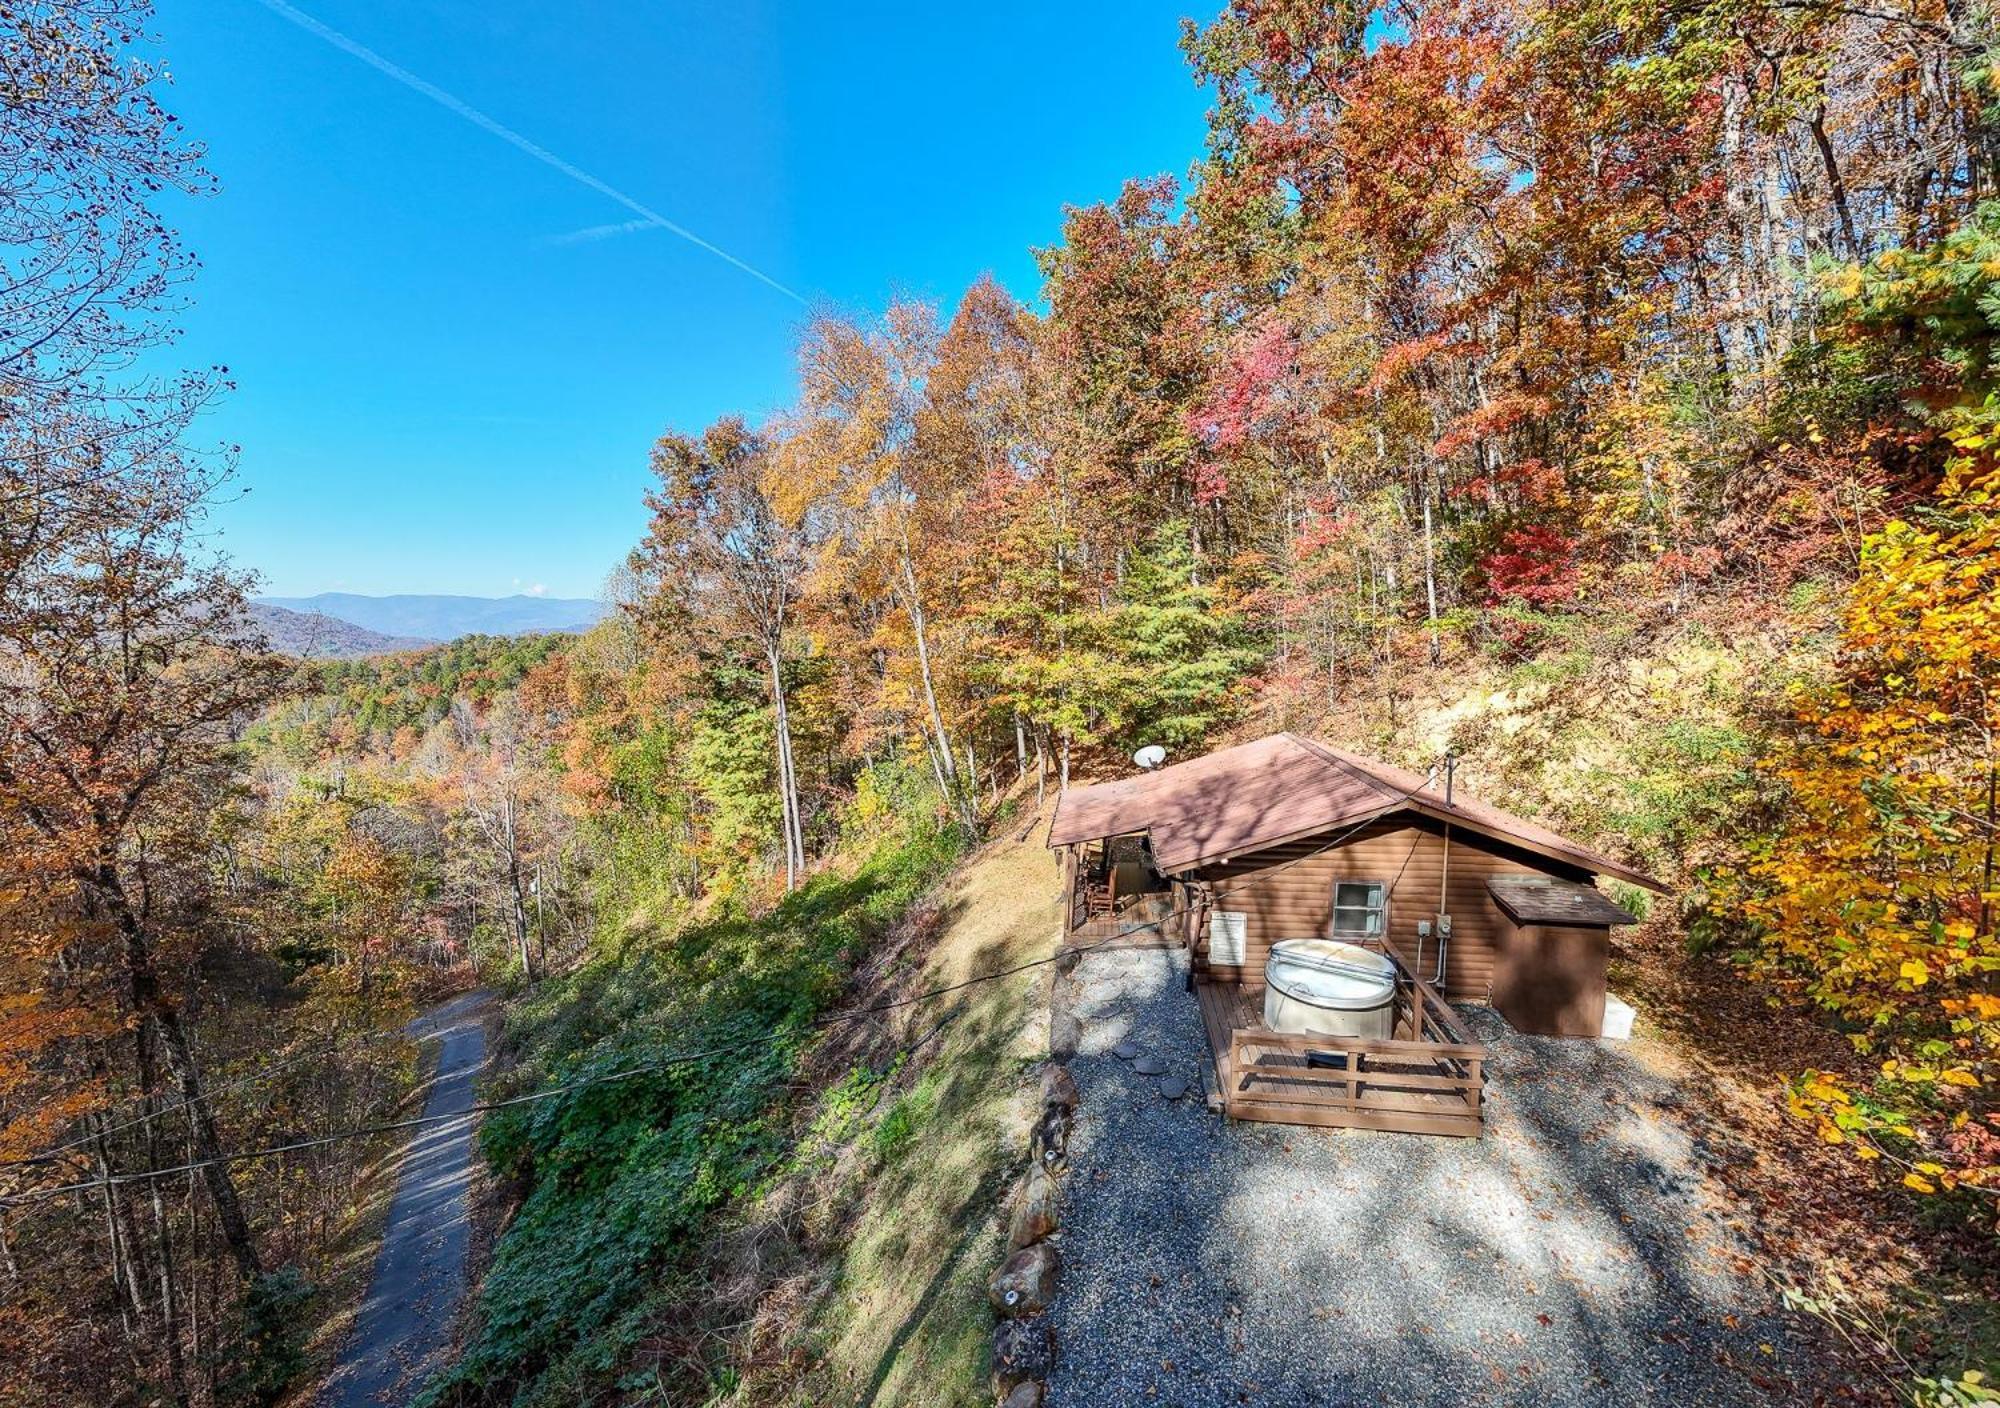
[319,991,490,1408]
[1047,949,1835,1408]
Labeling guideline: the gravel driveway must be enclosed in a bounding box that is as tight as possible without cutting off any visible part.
[1046,949,1836,1408]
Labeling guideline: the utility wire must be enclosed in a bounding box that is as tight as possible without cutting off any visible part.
[18,758,1438,1171]
[3,776,1435,1210]
[11,1022,451,1170]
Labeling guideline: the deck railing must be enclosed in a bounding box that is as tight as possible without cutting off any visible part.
[1207,942,1488,1137]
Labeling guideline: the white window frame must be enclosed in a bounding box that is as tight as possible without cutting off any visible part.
[1331,880,1387,938]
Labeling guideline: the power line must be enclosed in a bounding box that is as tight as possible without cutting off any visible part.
[3,779,1433,1210]
[17,757,1440,1172]
[10,1022,450,1171]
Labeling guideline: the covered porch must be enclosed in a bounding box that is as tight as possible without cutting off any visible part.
[1195,942,1489,1137]
[1058,832,1178,947]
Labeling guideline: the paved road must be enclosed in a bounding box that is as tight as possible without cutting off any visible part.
[319,991,490,1408]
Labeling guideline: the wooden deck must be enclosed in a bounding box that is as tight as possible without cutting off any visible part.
[1196,948,1488,1137]
[1063,891,1178,950]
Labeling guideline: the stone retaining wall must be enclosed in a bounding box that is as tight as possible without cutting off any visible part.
[986,949,1084,1407]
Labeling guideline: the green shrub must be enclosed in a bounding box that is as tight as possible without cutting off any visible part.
[424,821,962,1407]
[872,1074,940,1164]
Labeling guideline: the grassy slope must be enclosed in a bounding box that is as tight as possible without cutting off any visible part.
[428,812,1060,1407]
[1304,616,1789,889]
[747,819,1058,1407]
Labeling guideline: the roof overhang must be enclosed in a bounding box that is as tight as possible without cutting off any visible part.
[1402,798,1667,893]
[1046,732,1668,893]
[1487,874,1643,926]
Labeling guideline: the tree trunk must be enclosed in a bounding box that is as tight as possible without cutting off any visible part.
[135,1024,191,1407]
[767,645,805,889]
[1420,482,1442,665]
[900,548,976,835]
[504,794,533,980]
[92,1117,149,1338]
[89,865,262,1282]
[1981,748,1996,939]
[1807,106,1861,259]
[144,1114,191,1407]
[1717,75,1755,399]
[922,732,952,810]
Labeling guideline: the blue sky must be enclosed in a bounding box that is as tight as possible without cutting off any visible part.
[159,0,1214,599]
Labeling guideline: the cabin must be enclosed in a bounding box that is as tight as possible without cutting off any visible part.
[1049,733,1667,1136]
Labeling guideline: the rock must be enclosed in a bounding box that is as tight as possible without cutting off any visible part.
[1133,1054,1167,1076]
[1031,1104,1072,1173]
[988,1242,1060,1315]
[1041,1064,1079,1111]
[1049,1009,1082,1062]
[1009,1166,1061,1248]
[1055,948,1082,977]
[1000,1381,1044,1408]
[1112,1040,1139,1060]
[1159,1075,1189,1100]
[991,1317,1053,1394]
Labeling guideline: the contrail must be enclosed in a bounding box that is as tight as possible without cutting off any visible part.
[544,217,659,247]
[248,0,804,303]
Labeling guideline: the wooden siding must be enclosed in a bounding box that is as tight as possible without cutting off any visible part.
[1491,919,1610,1036]
[1189,816,1593,1003]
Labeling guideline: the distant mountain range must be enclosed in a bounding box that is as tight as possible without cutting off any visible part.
[245,603,435,659]
[254,592,607,644]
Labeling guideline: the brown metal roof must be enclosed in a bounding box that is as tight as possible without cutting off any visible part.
[1046,732,1666,892]
[1486,874,1640,926]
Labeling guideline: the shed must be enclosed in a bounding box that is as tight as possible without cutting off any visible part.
[1049,733,1661,1009]
[1485,876,1638,1038]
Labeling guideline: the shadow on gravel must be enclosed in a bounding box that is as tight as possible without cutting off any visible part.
[1046,950,1835,1408]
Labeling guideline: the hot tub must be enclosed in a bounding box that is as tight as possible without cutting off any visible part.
[1263,939,1397,1040]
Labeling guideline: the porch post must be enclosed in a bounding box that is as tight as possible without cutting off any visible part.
[1059,844,1078,940]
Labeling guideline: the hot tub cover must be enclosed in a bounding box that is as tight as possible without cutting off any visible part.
[1266,940,1395,1010]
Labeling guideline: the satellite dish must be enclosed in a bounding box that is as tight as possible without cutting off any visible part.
[1133,744,1167,771]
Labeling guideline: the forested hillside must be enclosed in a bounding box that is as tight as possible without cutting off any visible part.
[2,0,1997,1405]
[240,604,433,660]
[424,0,1999,1395]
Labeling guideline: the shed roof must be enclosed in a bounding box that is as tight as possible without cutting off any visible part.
[1486,874,1640,927]
[1047,732,1665,892]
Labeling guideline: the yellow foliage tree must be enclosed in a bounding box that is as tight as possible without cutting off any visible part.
[1744,216,2000,1200]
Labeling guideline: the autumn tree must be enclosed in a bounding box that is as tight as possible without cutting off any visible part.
[1743,213,2000,1199]
[793,289,1049,830]
[635,419,816,888]
[2,0,226,598]
[419,692,571,980]
[0,437,285,1389]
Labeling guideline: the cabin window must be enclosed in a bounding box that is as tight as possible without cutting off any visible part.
[1331,881,1386,936]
